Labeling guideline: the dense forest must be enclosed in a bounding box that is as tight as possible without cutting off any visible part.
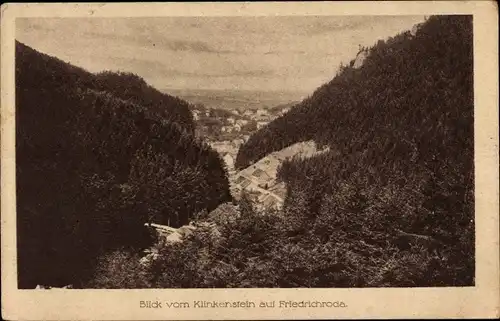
[88,15,474,288]
[16,41,231,288]
[241,15,474,285]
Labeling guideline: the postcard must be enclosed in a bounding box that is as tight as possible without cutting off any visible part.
[1,1,498,320]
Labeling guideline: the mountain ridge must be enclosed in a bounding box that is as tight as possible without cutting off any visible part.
[16,41,231,288]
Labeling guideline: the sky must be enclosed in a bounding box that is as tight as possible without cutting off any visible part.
[16,16,426,93]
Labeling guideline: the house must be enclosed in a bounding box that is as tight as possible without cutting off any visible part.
[280,107,290,115]
[256,121,267,129]
[239,179,252,189]
[232,138,244,147]
[234,176,247,185]
[236,119,249,126]
[272,153,286,161]
[211,141,234,154]
[223,153,234,170]
[256,109,269,116]
[230,185,242,195]
[269,182,286,191]
[247,191,260,202]
[178,225,196,238]
[166,231,183,243]
[145,222,177,233]
[233,175,253,190]
[257,193,269,202]
[251,168,272,182]
[255,115,270,122]
[269,184,287,199]
[262,194,279,209]
[258,182,270,190]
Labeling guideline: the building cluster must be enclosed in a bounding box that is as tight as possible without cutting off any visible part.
[140,221,220,265]
[229,153,288,211]
[208,139,247,173]
[191,103,297,210]
[229,140,330,211]
[193,105,291,140]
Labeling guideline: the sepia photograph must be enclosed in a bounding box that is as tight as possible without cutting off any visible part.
[14,13,476,290]
[1,2,498,320]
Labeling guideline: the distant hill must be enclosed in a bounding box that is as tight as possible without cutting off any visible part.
[15,41,231,288]
[235,15,474,285]
[166,88,305,111]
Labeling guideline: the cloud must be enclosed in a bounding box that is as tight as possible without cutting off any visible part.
[86,31,231,54]
[100,56,275,78]
[18,18,232,55]
[16,16,426,92]
[303,16,422,36]
[162,39,221,53]
[263,49,308,55]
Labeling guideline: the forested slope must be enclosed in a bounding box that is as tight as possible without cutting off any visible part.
[236,15,473,170]
[232,15,475,285]
[16,41,231,288]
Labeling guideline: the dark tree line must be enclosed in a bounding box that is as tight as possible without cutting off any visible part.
[15,41,231,288]
[234,15,475,285]
[94,71,195,132]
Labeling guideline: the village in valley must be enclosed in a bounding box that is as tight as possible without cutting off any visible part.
[141,138,331,249]
[190,101,330,212]
[190,102,292,209]
[133,96,309,246]
[140,109,331,249]
[184,45,381,212]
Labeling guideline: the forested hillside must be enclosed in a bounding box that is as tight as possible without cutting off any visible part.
[16,41,231,288]
[258,15,474,285]
[94,71,195,132]
[236,15,473,170]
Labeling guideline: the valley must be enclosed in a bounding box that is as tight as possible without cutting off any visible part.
[178,89,331,211]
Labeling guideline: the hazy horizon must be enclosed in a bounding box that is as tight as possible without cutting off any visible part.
[17,16,426,93]
[166,87,307,110]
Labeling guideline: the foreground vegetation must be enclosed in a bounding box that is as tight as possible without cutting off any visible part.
[88,15,474,288]
[88,193,465,288]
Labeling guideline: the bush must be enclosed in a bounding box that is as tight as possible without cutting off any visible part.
[87,249,152,289]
